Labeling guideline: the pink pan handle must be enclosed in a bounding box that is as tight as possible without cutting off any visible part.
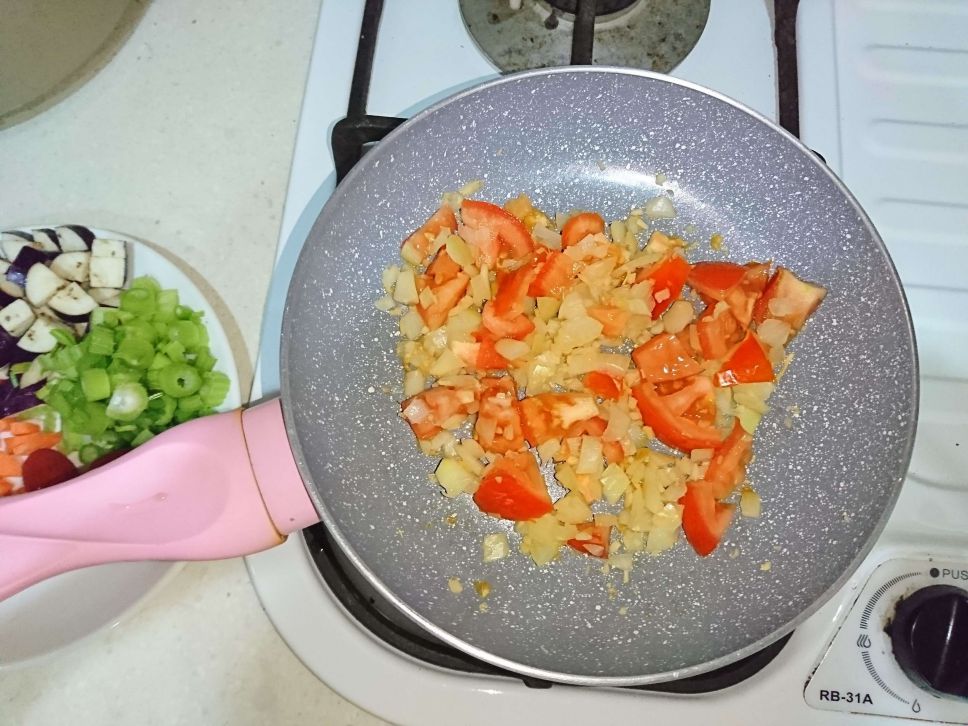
[0,398,319,601]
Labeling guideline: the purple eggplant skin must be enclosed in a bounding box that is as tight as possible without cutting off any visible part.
[0,378,42,417]
[60,225,95,249]
[1,230,34,242]
[0,327,36,365]
[0,289,18,309]
[34,228,60,250]
[5,247,51,288]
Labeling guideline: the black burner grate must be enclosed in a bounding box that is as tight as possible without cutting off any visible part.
[317,0,803,691]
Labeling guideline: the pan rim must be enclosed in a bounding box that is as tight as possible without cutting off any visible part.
[279,65,919,687]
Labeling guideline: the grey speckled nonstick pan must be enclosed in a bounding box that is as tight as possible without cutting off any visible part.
[0,68,918,686]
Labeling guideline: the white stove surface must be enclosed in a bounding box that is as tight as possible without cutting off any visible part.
[247,1,968,723]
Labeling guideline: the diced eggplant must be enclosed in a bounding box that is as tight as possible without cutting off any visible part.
[92,238,126,258]
[17,316,69,354]
[56,225,94,252]
[6,246,51,288]
[0,262,20,302]
[88,287,121,308]
[48,282,97,320]
[1,230,33,243]
[24,263,67,307]
[50,251,90,283]
[0,327,37,363]
[1,238,37,262]
[32,228,60,252]
[0,299,35,337]
[89,256,126,288]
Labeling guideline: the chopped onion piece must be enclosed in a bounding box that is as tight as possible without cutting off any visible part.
[436,458,477,498]
[556,316,603,350]
[740,488,762,518]
[494,338,530,360]
[757,318,792,348]
[644,194,676,219]
[662,299,694,334]
[470,266,491,305]
[482,532,510,562]
[537,438,561,462]
[533,223,562,250]
[403,369,426,397]
[429,348,463,377]
[576,436,604,475]
[393,268,419,304]
[445,234,475,270]
[399,310,425,340]
[601,463,630,504]
[374,295,395,311]
[555,490,593,524]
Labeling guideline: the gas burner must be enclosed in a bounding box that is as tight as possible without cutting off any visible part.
[460,0,709,73]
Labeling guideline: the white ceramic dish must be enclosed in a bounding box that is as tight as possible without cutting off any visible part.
[0,227,241,666]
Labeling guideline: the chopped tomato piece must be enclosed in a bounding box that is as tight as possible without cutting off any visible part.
[471,327,511,370]
[425,249,462,285]
[724,262,772,326]
[400,387,472,440]
[561,212,606,249]
[636,253,691,318]
[679,480,735,556]
[460,200,534,267]
[481,302,535,340]
[697,304,743,360]
[473,451,551,521]
[400,205,457,265]
[582,371,622,400]
[528,251,576,298]
[519,393,598,446]
[567,523,611,558]
[752,267,827,331]
[706,421,753,498]
[0,479,12,496]
[587,305,629,338]
[715,331,775,387]
[631,382,724,452]
[475,377,525,454]
[493,261,537,318]
[632,333,703,383]
[22,448,78,492]
[6,432,62,456]
[416,273,469,330]
[687,261,747,300]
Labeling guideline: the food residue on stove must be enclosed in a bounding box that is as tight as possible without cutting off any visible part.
[379,187,825,573]
[447,577,463,594]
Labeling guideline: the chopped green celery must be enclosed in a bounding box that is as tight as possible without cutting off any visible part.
[115,338,154,368]
[76,353,109,373]
[120,287,156,315]
[131,277,162,292]
[50,328,76,347]
[81,369,111,401]
[145,369,162,390]
[156,290,178,316]
[168,320,202,348]
[105,382,149,422]
[176,394,203,415]
[158,364,202,398]
[149,353,172,370]
[194,348,216,372]
[131,429,154,446]
[163,341,186,362]
[79,444,101,465]
[122,319,156,343]
[62,431,88,452]
[175,305,195,320]
[199,371,230,407]
[9,361,31,376]
[86,326,116,355]
[149,396,177,426]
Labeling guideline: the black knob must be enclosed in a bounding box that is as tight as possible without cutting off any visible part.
[888,585,968,700]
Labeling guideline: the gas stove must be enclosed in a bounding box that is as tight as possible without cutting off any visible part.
[246,1,968,723]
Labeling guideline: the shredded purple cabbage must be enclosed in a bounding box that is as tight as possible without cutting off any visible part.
[0,379,42,418]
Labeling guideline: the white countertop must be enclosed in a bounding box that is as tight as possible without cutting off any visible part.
[0,1,386,723]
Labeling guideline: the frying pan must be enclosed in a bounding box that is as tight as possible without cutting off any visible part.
[0,68,917,685]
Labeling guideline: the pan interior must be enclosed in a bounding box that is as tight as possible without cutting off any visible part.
[281,69,916,684]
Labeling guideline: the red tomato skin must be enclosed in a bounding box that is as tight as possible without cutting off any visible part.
[636,253,692,318]
[493,262,537,318]
[566,523,611,558]
[679,480,735,557]
[631,382,724,452]
[416,273,469,330]
[561,212,606,249]
[706,421,754,499]
[22,449,79,492]
[715,331,775,387]
[425,249,462,285]
[697,304,743,361]
[460,200,534,266]
[582,371,622,400]
[471,328,511,370]
[528,251,576,298]
[481,302,535,340]
[631,333,702,383]
[752,267,827,330]
[687,261,746,300]
[400,206,457,264]
[473,452,551,521]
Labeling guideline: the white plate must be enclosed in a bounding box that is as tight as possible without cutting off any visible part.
[0,227,241,666]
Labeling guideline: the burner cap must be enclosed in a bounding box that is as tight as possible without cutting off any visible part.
[460,0,709,74]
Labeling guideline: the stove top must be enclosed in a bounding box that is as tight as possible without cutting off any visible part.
[247,1,968,723]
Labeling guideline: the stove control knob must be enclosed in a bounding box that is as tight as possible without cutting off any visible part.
[888,585,968,700]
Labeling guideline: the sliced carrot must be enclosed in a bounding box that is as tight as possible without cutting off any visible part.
[9,421,40,435]
[6,432,62,456]
[0,418,10,432]
[0,453,22,477]
[0,479,12,496]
